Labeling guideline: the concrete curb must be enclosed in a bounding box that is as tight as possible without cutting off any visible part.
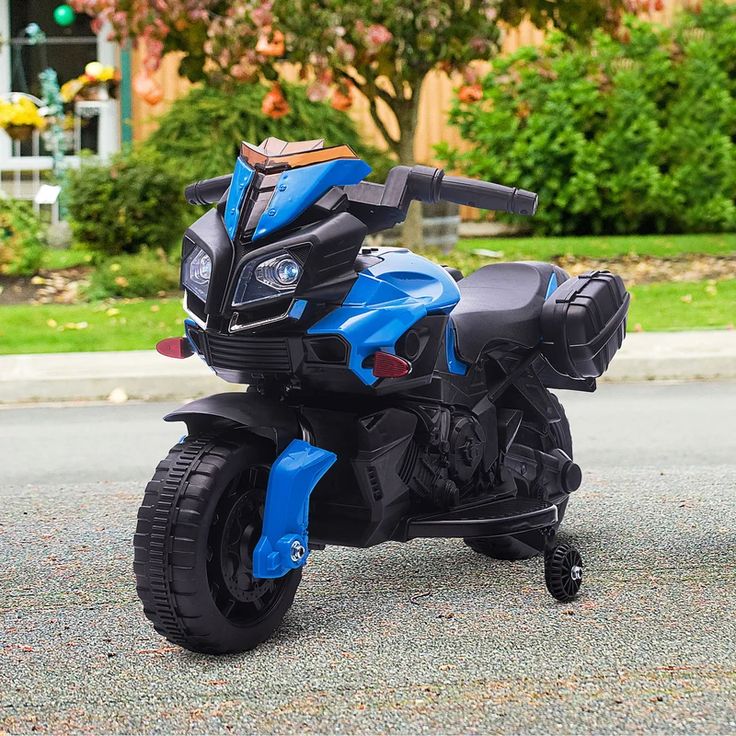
[1,330,734,404]
[0,350,239,404]
[601,330,736,382]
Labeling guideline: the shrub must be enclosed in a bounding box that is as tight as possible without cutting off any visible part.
[85,249,180,299]
[142,81,393,185]
[65,148,186,255]
[67,83,393,263]
[440,1,736,235]
[0,197,45,276]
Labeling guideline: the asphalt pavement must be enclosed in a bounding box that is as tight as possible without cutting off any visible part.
[1,382,735,734]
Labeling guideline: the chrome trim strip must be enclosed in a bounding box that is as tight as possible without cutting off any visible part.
[228,301,295,333]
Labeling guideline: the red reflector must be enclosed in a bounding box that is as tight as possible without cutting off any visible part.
[156,337,194,359]
[372,351,411,378]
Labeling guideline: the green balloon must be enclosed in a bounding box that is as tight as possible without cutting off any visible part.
[53,4,76,27]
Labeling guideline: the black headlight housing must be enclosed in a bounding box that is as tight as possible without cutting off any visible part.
[182,208,369,333]
[181,209,234,324]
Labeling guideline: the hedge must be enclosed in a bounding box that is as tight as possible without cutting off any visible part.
[440,1,736,235]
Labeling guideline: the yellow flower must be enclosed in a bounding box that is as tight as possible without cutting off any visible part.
[98,66,117,82]
[0,97,45,130]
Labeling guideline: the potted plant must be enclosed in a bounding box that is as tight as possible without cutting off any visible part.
[60,62,119,104]
[0,96,46,141]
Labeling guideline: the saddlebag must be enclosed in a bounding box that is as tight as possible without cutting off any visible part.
[540,270,630,379]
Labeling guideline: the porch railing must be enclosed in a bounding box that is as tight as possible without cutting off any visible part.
[0,91,119,200]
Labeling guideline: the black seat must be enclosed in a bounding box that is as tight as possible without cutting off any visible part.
[451,262,567,363]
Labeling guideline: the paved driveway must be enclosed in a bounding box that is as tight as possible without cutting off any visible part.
[1,382,735,734]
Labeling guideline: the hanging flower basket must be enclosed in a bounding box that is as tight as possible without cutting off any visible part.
[77,81,118,102]
[0,96,46,140]
[81,83,109,102]
[4,124,36,141]
[60,64,120,105]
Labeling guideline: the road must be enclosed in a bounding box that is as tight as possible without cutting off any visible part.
[1,382,735,734]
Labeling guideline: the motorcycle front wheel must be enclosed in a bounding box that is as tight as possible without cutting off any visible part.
[134,430,301,654]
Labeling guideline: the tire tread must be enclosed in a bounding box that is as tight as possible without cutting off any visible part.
[134,432,299,653]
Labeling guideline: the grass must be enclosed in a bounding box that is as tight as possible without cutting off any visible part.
[36,234,735,276]
[627,279,735,331]
[457,232,736,261]
[0,298,186,355]
[41,248,94,271]
[2,233,732,355]
[0,279,733,355]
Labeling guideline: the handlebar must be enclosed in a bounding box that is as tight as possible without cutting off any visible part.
[439,175,538,216]
[184,164,538,217]
[184,174,232,205]
[404,165,538,216]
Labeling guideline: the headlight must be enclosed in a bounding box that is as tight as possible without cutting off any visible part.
[183,247,212,302]
[232,252,302,307]
[256,255,301,290]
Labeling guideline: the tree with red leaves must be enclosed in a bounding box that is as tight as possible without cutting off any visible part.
[74,0,637,246]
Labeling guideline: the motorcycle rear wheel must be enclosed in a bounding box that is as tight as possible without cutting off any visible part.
[134,431,301,654]
[464,393,572,561]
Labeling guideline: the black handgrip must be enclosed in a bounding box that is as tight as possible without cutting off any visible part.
[439,175,538,215]
[184,174,232,205]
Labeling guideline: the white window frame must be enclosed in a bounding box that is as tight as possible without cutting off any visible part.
[0,0,12,160]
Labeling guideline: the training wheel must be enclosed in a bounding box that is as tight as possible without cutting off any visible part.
[544,543,583,602]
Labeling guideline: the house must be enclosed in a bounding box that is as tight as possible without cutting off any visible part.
[0,0,127,200]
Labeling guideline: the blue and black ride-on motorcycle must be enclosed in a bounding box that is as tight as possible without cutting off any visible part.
[135,138,629,653]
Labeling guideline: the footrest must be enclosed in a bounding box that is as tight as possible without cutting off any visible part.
[404,495,558,540]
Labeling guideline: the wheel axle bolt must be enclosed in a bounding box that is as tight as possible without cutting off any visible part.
[290,540,306,563]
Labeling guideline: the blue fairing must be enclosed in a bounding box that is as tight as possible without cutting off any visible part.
[224,157,255,239]
[288,298,308,320]
[362,249,460,312]
[545,272,558,299]
[253,158,372,241]
[253,439,336,579]
[308,249,461,385]
[445,320,468,375]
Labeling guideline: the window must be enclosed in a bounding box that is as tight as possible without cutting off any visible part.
[1,0,121,174]
[9,1,97,92]
[8,1,100,153]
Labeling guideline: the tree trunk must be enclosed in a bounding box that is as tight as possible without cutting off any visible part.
[395,101,424,250]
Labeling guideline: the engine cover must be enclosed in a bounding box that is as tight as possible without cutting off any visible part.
[400,406,487,509]
[448,414,486,484]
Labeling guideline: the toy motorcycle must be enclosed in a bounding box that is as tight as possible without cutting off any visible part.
[135,138,629,654]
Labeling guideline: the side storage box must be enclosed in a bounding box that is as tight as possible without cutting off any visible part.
[540,271,630,379]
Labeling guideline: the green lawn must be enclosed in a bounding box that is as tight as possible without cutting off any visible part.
[457,232,736,261]
[39,234,735,277]
[1,279,733,355]
[41,248,94,270]
[627,279,735,331]
[0,298,186,354]
[2,233,732,355]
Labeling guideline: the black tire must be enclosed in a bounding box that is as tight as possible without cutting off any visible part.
[465,393,573,561]
[134,431,302,654]
[545,543,583,602]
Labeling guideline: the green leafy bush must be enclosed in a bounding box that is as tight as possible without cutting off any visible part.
[67,83,392,264]
[65,149,186,255]
[85,249,180,300]
[441,1,736,235]
[142,81,393,185]
[0,197,45,276]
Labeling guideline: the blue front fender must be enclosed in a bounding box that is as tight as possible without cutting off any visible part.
[253,439,337,579]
